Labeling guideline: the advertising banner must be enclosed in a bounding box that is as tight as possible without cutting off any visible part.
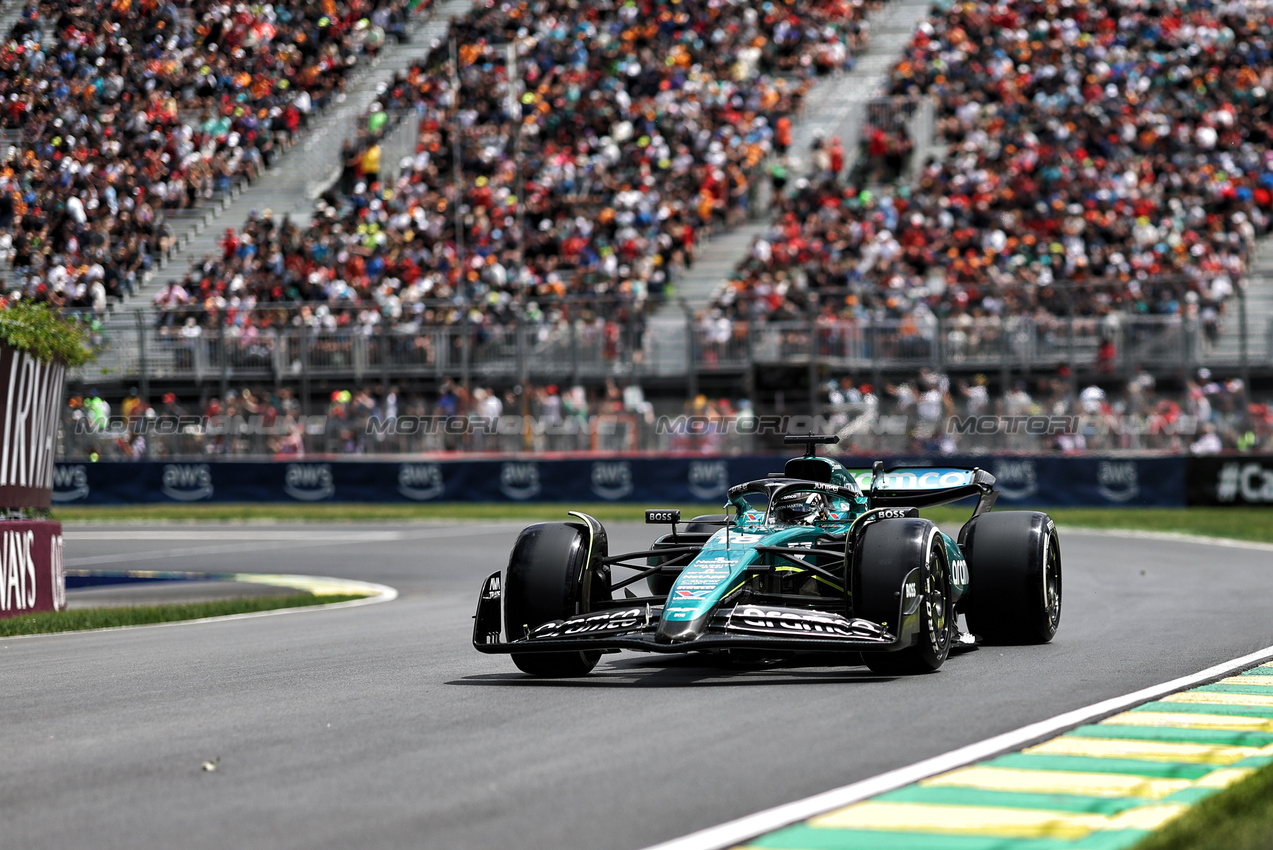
[0,520,65,618]
[0,345,66,509]
[1186,456,1273,506]
[52,456,1186,508]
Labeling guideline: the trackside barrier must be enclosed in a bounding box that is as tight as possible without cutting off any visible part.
[1187,455,1273,506]
[51,457,1189,507]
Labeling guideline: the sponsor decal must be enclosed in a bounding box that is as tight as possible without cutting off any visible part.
[0,528,36,611]
[992,459,1038,500]
[161,464,214,501]
[951,557,969,586]
[1096,460,1139,503]
[713,532,765,546]
[0,347,65,508]
[850,469,975,491]
[499,462,540,500]
[645,509,681,524]
[590,461,633,500]
[874,507,919,519]
[284,464,335,501]
[398,463,445,501]
[52,464,89,502]
[527,607,649,639]
[50,532,64,610]
[727,606,887,639]
[688,460,728,500]
[673,589,712,600]
[1216,462,1273,504]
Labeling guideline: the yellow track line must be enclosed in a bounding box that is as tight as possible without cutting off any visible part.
[921,766,1191,799]
[1023,736,1270,765]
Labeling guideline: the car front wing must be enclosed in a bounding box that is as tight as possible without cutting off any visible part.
[471,571,908,655]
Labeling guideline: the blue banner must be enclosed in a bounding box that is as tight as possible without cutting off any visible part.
[50,456,1185,507]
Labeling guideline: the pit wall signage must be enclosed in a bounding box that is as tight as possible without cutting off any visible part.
[0,345,66,509]
[49,457,1188,507]
[0,521,65,619]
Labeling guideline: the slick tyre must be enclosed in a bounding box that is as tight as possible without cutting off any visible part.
[962,511,1062,645]
[504,522,608,677]
[856,518,952,675]
[648,514,727,597]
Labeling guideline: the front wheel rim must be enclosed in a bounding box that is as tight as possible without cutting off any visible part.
[1042,535,1061,628]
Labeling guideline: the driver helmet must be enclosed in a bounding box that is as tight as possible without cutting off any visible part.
[774,491,828,525]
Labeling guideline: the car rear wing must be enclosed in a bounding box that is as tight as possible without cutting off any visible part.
[849,466,998,513]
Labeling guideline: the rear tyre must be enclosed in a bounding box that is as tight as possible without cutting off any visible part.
[504,522,608,676]
[962,511,1062,645]
[856,519,952,675]
[648,514,727,596]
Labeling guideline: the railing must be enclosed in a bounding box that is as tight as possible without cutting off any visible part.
[71,307,1265,391]
[56,400,1222,460]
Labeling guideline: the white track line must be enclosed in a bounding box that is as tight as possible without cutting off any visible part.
[2,576,399,640]
[65,524,518,566]
[1064,527,1273,553]
[640,643,1273,850]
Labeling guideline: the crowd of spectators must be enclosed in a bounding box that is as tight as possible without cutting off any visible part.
[712,0,1273,337]
[59,366,1273,460]
[59,376,660,457]
[147,0,881,338]
[0,0,421,316]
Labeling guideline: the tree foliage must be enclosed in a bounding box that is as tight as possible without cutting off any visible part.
[0,300,95,367]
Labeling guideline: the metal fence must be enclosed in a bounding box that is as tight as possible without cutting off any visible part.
[74,306,1269,393]
[56,397,1227,461]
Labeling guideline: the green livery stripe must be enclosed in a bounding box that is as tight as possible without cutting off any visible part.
[728,660,1273,850]
[1071,723,1273,747]
[987,754,1216,779]
[877,784,1147,815]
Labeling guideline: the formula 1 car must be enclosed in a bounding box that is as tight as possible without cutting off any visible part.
[473,436,1062,677]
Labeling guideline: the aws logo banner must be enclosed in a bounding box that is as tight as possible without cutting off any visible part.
[162,464,214,501]
[398,464,445,501]
[499,462,540,500]
[688,460,729,500]
[590,461,633,500]
[52,465,90,502]
[284,464,335,501]
[992,459,1039,501]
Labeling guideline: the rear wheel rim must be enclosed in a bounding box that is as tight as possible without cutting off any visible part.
[925,544,950,654]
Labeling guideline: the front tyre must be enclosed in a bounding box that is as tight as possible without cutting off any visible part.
[962,511,1061,645]
[857,518,952,675]
[504,522,608,676]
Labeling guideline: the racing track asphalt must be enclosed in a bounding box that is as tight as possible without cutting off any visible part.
[3,522,1271,850]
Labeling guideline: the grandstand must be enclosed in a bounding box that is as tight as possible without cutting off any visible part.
[1,0,1271,454]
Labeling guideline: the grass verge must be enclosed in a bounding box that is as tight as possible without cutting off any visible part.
[0,593,369,637]
[1132,761,1273,850]
[52,504,1273,545]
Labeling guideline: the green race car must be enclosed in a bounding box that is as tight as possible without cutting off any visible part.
[473,435,1062,677]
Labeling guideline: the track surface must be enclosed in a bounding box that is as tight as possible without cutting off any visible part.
[4,522,1271,850]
